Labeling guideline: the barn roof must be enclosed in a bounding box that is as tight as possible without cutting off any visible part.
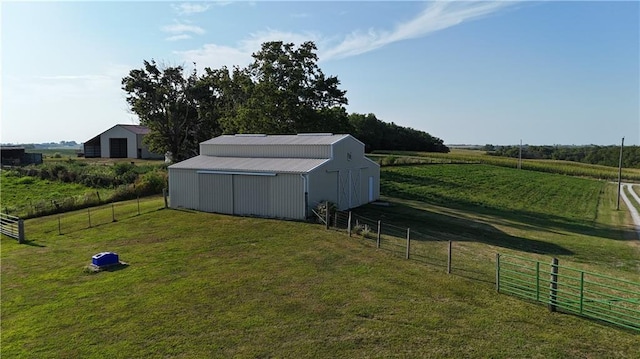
[201,134,351,146]
[118,125,150,135]
[168,155,328,174]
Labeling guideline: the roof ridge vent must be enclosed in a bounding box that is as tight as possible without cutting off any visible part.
[234,134,267,137]
[297,133,333,136]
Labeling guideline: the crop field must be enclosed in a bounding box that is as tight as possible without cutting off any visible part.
[371,149,640,181]
[2,163,639,357]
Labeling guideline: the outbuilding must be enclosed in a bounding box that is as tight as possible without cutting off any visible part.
[168,134,380,220]
[83,124,164,159]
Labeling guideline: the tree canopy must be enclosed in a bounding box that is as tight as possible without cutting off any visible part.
[122,41,449,161]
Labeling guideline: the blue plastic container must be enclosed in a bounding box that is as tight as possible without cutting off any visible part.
[92,252,119,267]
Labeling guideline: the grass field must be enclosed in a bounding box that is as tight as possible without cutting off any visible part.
[2,164,639,357]
[371,149,640,181]
[0,171,113,216]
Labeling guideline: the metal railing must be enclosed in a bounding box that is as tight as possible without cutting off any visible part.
[0,213,25,243]
[496,253,640,331]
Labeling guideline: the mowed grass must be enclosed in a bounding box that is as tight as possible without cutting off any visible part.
[372,164,639,272]
[2,165,640,357]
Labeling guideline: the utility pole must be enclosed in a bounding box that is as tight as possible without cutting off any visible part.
[616,137,624,210]
[518,139,522,170]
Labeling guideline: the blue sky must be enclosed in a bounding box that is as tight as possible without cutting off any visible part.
[2,1,638,146]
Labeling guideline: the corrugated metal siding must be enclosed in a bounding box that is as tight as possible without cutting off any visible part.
[307,170,339,211]
[169,155,328,173]
[201,134,347,146]
[169,169,199,209]
[271,174,304,219]
[200,144,330,158]
[198,174,233,214]
[233,175,271,216]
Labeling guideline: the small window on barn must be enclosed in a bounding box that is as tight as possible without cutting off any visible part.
[347,152,352,161]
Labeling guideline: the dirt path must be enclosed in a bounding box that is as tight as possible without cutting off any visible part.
[619,183,640,238]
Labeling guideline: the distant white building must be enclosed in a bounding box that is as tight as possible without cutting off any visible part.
[83,124,163,159]
[168,134,380,220]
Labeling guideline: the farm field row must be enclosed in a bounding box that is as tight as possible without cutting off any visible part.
[2,163,639,357]
[371,149,640,181]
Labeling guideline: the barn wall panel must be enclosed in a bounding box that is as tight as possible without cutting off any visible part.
[271,174,304,219]
[199,174,233,214]
[168,169,199,209]
[233,175,271,216]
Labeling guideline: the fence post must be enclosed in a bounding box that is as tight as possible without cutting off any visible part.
[111,201,116,222]
[335,212,338,229]
[447,240,452,274]
[535,261,540,301]
[137,194,140,216]
[325,201,330,230]
[579,271,584,314]
[88,207,92,228]
[405,228,410,259]
[376,220,381,249]
[18,219,25,244]
[496,253,500,292]
[548,257,559,312]
[58,215,62,235]
[347,212,352,237]
[163,188,168,209]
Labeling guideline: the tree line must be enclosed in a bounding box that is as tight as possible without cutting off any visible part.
[122,41,448,161]
[485,144,640,168]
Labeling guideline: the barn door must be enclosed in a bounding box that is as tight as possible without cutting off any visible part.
[350,170,360,207]
[109,138,127,158]
[338,170,349,209]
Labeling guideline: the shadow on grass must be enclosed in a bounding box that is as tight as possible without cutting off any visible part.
[354,200,574,256]
[22,239,46,247]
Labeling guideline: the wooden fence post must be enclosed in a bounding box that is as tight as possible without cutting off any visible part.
[137,194,140,215]
[111,201,116,222]
[163,188,168,209]
[548,257,559,312]
[447,240,452,274]
[88,207,92,228]
[376,220,381,249]
[405,228,410,259]
[325,201,330,230]
[18,219,25,244]
[347,212,352,237]
[58,215,62,235]
[495,253,501,292]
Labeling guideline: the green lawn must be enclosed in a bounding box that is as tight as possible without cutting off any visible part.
[2,164,639,357]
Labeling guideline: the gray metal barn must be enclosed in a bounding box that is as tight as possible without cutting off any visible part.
[83,124,164,159]
[168,134,380,220]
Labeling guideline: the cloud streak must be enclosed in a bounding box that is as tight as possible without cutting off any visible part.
[177,1,516,68]
[323,1,514,60]
[172,3,211,15]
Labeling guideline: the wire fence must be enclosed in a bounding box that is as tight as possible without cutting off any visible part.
[314,207,469,275]
[37,196,166,237]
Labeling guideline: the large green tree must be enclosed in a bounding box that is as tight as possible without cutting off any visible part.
[226,41,349,134]
[122,60,221,162]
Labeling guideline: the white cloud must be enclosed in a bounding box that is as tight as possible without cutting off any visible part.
[162,23,205,35]
[322,1,514,60]
[175,1,515,68]
[166,34,192,41]
[176,29,322,70]
[172,3,211,15]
